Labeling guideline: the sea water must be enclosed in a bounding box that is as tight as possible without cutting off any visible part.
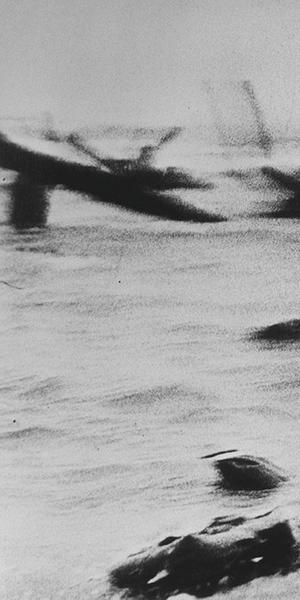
[0,136,300,599]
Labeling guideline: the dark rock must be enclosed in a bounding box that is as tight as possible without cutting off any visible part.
[109,544,173,589]
[109,509,298,598]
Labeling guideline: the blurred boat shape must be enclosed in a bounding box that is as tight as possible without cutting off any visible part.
[205,80,300,215]
[0,130,223,227]
[64,129,213,190]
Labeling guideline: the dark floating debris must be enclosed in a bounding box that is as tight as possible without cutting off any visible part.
[203,450,288,491]
[252,319,300,343]
[201,449,238,460]
[261,167,300,218]
[211,453,288,491]
[109,508,299,598]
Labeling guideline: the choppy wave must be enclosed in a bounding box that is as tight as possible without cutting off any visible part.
[0,425,62,441]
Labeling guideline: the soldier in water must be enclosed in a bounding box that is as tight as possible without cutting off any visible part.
[135,144,156,169]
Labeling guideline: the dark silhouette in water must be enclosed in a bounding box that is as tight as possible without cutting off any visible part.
[261,167,300,218]
[253,319,300,342]
[201,449,238,459]
[210,452,288,491]
[65,130,213,190]
[0,132,222,224]
[8,174,49,229]
[110,509,298,598]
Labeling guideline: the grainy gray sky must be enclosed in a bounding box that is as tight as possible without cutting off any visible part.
[0,0,299,128]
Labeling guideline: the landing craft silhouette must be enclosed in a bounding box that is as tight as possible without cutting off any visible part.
[2,81,300,228]
[205,79,300,218]
[64,128,212,190]
[0,127,222,229]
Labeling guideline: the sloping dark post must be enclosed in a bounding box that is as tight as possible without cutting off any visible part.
[242,80,273,156]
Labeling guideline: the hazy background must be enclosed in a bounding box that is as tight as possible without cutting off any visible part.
[0,0,299,130]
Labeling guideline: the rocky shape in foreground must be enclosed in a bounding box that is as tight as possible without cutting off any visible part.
[109,508,300,599]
